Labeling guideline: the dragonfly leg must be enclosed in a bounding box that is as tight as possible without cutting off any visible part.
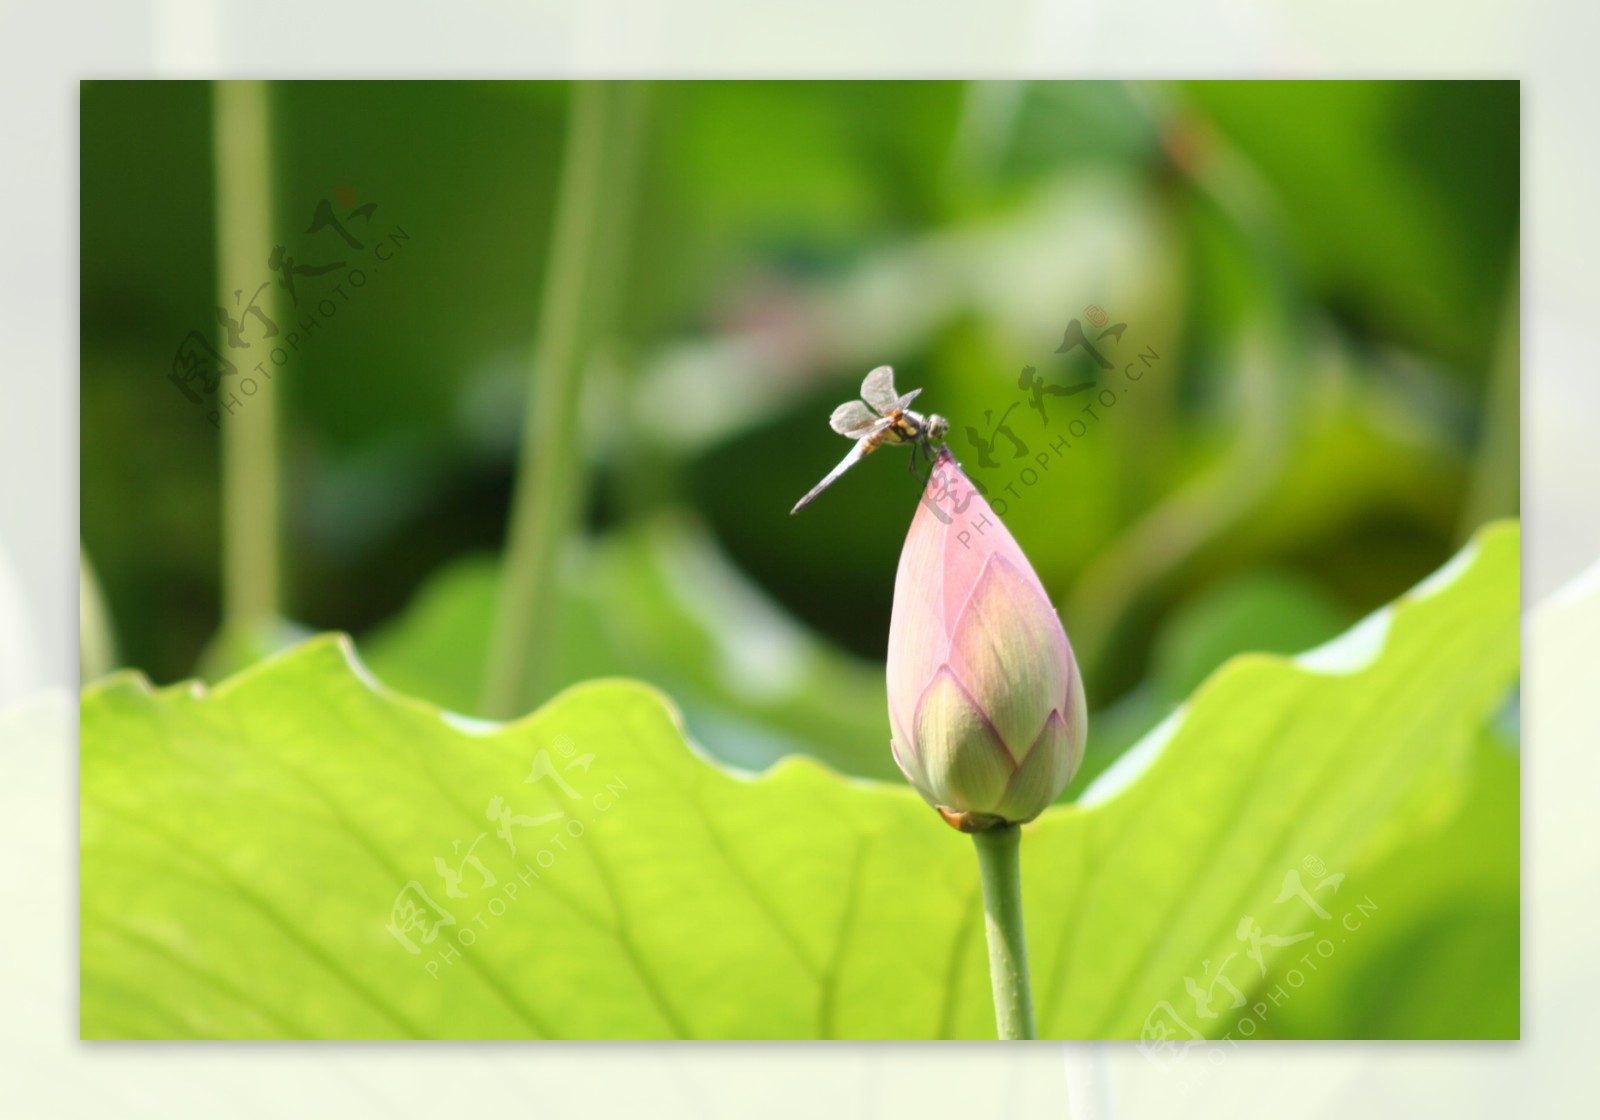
[906,442,933,486]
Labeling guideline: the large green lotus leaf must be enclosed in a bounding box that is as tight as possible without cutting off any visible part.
[1252,726,1519,1039]
[1072,569,1356,790]
[80,522,1518,1039]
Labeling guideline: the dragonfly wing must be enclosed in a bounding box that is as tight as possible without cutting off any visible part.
[893,386,923,410]
[829,399,882,437]
[860,365,900,413]
[791,438,873,514]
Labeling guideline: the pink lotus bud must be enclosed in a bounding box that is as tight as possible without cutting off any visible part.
[887,448,1087,831]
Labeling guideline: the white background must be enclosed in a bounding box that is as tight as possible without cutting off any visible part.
[1,3,1590,1116]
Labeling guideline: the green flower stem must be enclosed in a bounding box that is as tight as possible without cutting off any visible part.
[79,545,117,682]
[212,79,280,633]
[972,824,1037,1040]
[480,82,615,720]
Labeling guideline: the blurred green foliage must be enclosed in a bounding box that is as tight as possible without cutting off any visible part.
[80,78,1517,796]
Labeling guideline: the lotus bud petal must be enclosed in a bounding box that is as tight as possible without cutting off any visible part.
[887,448,1087,830]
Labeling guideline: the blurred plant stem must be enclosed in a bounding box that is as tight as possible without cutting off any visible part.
[584,82,649,351]
[79,545,116,682]
[972,825,1037,1039]
[213,80,281,634]
[943,81,1025,197]
[1459,253,1520,540]
[482,82,645,719]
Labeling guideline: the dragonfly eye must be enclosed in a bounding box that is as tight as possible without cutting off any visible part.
[927,415,949,441]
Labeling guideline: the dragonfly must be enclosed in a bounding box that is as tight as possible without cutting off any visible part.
[791,365,949,514]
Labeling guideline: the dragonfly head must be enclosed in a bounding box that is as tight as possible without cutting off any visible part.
[925,414,949,443]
